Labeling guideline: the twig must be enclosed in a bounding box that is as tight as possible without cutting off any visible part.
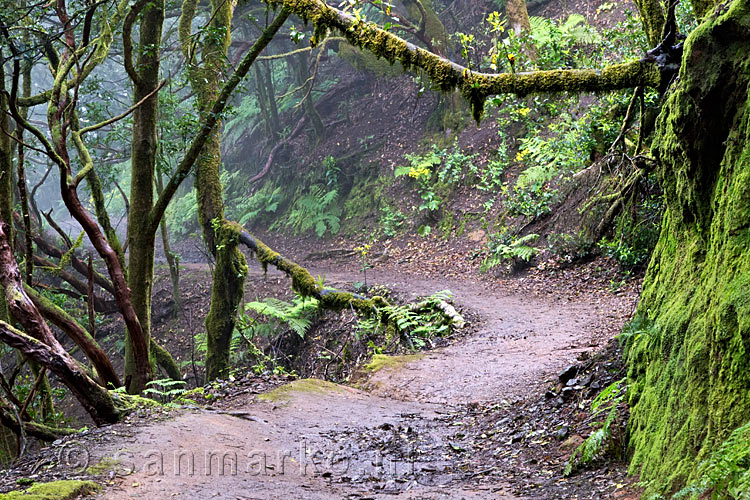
[42,208,73,249]
[77,79,166,136]
[87,254,96,336]
[19,367,47,420]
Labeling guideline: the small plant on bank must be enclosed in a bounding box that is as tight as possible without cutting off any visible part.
[354,243,373,288]
[379,206,407,237]
[395,152,441,213]
[547,232,595,263]
[564,378,627,476]
[480,233,540,272]
[394,142,479,218]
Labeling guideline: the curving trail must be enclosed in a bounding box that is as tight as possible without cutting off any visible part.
[92,268,628,499]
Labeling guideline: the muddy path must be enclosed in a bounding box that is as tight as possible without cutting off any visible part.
[87,266,634,499]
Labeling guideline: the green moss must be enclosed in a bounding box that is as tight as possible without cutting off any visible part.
[253,239,281,273]
[363,353,423,373]
[85,457,120,475]
[633,0,665,46]
[0,480,98,500]
[341,175,381,233]
[437,210,455,239]
[258,378,347,402]
[624,2,750,495]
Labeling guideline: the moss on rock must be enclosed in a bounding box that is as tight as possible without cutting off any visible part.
[363,353,423,373]
[624,1,750,495]
[0,480,98,500]
[258,378,348,402]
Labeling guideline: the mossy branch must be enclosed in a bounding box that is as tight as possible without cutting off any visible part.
[0,402,78,441]
[15,0,131,108]
[236,228,465,329]
[268,0,661,122]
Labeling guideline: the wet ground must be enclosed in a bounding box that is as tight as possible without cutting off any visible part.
[75,268,636,499]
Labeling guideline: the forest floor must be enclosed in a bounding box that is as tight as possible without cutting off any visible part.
[1,243,644,499]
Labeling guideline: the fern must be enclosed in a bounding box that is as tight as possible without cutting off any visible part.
[481,234,540,272]
[143,378,188,405]
[285,185,341,238]
[233,184,286,226]
[355,290,455,348]
[673,421,750,499]
[244,296,319,338]
[564,378,626,476]
[394,165,413,178]
[530,14,600,46]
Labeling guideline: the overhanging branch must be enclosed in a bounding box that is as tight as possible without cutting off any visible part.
[266,0,662,121]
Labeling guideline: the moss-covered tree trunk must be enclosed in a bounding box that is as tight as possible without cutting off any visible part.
[180,0,248,381]
[505,0,531,36]
[624,0,750,494]
[632,0,665,47]
[124,0,165,392]
[0,50,17,462]
[0,62,13,264]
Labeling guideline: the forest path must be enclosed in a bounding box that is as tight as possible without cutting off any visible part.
[93,267,624,499]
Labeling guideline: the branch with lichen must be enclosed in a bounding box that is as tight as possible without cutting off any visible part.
[267,0,662,122]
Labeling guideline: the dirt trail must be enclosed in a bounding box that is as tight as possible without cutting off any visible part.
[91,268,626,499]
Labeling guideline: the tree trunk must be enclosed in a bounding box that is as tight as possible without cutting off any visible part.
[632,0,665,47]
[293,52,326,142]
[624,0,750,495]
[263,61,281,141]
[505,0,532,36]
[402,0,449,55]
[156,173,182,318]
[125,0,165,392]
[180,0,249,381]
[0,62,13,322]
[25,285,121,388]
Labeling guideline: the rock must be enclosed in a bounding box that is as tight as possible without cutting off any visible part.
[468,229,487,243]
[558,365,578,384]
[510,431,526,444]
[565,378,578,387]
[556,426,570,440]
[561,387,576,400]
[580,374,593,387]
[544,390,557,399]
[590,381,601,390]
[553,397,565,408]
[495,417,511,427]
